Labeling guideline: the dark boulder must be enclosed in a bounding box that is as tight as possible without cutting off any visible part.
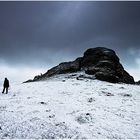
[26,47,135,84]
[81,47,119,68]
[82,47,134,84]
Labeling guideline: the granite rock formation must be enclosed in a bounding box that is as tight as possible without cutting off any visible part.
[25,47,135,84]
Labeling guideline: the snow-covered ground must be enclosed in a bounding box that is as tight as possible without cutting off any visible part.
[0,72,140,139]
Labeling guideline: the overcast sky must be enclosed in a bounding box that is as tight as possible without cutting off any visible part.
[0,1,140,82]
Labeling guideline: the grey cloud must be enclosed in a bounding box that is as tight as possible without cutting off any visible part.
[0,1,140,68]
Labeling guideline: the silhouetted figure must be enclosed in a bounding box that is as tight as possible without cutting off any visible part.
[2,78,9,94]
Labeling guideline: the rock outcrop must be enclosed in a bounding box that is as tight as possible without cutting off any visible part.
[26,47,135,84]
[81,48,134,84]
[135,80,140,85]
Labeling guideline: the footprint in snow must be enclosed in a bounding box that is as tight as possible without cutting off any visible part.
[30,117,40,122]
[101,91,114,96]
[119,87,125,89]
[59,91,71,95]
[46,109,51,112]
[87,97,95,103]
[107,85,113,86]
[106,92,114,96]
[119,93,132,97]
[101,88,107,90]
[55,122,66,127]
[67,110,80,115]
[32,110,40,113]
[123,93,132,97]
[76,113,94,124]
[49,114,55,118]
[72,83,80,86]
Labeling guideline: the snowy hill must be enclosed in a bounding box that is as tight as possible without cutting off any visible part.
[0,72,140,139]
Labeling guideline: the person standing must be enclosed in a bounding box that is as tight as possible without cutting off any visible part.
[2,78,9,94]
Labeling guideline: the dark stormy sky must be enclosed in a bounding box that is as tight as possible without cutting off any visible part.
[0,1,140,82]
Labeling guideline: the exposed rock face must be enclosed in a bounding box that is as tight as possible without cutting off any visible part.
[136,80,140,85]
[34,57,82,81]
[81,48,134,84]
[27,47,135,84]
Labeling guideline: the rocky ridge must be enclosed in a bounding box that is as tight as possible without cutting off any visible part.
[26,47,135,84]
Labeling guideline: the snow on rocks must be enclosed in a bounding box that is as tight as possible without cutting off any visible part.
[0,72,140,139]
